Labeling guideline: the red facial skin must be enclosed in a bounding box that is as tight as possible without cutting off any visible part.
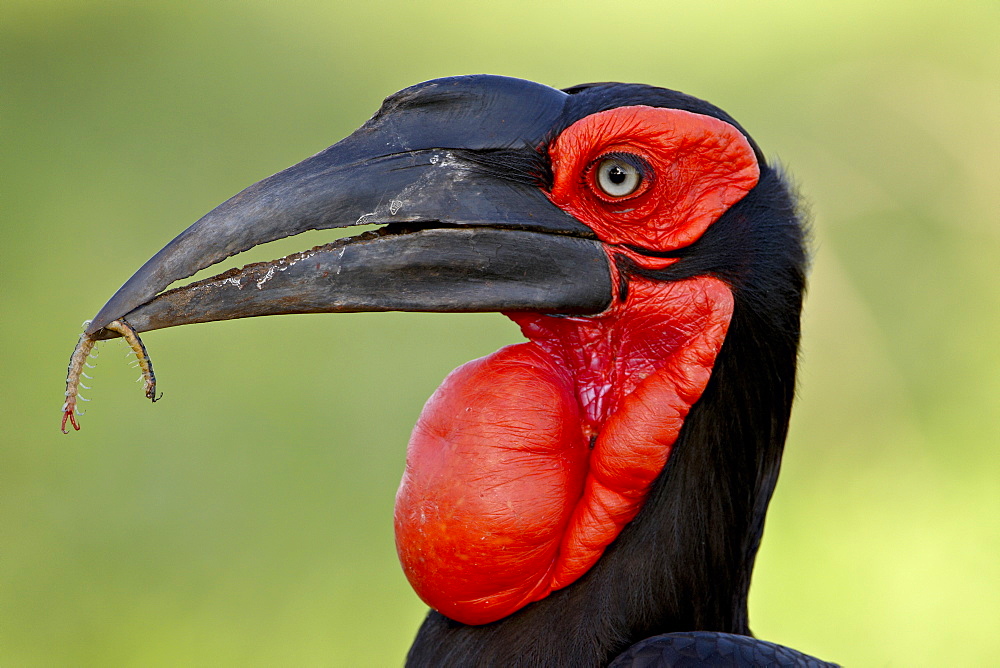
[394,107,760,625]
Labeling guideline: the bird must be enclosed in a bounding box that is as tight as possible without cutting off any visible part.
[79,75,835,666]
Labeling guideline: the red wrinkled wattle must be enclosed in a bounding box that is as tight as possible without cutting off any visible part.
[394,105,756,625]
[394,341,587,623]
[394,276,733,624]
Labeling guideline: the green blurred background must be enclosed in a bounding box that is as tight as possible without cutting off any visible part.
[3,1,998,665]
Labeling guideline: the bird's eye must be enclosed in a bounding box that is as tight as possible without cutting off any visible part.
[594,156,643,198]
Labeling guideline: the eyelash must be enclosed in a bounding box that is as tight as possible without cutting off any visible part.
[586,152,652,201]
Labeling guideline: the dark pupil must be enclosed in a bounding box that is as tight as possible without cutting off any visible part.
[607,164,628,185]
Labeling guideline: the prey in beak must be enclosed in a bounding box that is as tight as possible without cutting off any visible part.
[62,75,614,431]
[57,74,807,659]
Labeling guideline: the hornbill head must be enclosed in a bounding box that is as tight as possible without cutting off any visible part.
[80,76,812,665]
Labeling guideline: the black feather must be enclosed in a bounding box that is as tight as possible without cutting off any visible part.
[406,84,810,668]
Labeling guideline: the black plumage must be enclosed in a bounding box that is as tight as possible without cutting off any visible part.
[406,83,816,667]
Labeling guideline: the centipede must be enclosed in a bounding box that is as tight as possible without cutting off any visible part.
[62,318,160,434]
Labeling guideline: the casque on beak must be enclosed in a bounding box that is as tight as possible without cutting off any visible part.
[86,75,613,340]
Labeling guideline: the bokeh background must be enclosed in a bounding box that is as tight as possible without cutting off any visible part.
[3,1,998,665]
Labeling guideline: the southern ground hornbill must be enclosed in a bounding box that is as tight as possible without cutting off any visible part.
[67,75,835,666]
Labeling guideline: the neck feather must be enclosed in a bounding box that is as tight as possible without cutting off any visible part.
[406,165,805,667]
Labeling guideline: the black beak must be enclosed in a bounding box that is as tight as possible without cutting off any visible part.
[86,75,613,340]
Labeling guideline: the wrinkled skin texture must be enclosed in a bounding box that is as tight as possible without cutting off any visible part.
[548,106,759,255]
[396,276,733,624]
[395,106,759,624]
[66,75,813,664]
[395,105,756,625]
